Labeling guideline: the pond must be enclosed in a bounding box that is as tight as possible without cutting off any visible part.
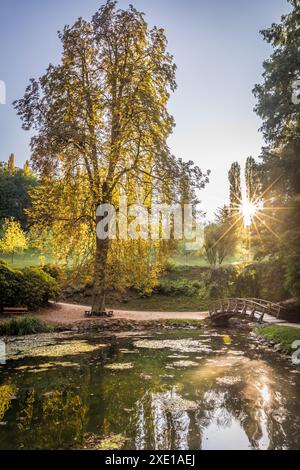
[0,328,300,450]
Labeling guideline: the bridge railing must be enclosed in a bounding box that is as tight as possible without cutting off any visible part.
[208,297,285,322]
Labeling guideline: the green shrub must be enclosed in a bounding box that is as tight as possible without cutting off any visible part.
[234,260,288,301]
[156,279,199,296]
[203,266,237,300]
[20,267,60,309]
[0,317,52,336]
[234,264,259,298]
[0,261,60,310]
[164,260,177,272]
[0,261,23,308]
[284,250,300,303]
[42,263,64,281]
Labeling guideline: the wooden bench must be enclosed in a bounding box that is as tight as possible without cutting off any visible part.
[84,310,113,318]
[2,307,28,314]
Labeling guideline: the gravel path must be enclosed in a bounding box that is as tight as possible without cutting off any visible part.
[35,302,208,325]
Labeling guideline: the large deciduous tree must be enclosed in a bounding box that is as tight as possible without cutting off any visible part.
[253,0,300,301]
[14,1,208,312]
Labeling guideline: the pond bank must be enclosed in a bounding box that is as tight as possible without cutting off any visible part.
[254,324,300,354]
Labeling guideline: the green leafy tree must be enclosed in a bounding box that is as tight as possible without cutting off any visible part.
[253,0,300,302]
[0,164,37,228]
[14,1,208,312]
[0,218,28,263]
[203,213,237,266]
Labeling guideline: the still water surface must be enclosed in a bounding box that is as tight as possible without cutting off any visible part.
[0,328,300,450]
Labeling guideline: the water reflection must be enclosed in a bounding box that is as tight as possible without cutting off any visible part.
[0,329,300,450]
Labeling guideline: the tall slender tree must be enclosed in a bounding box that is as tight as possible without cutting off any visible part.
[228,162,242,210]
[7,154,15,175]
[245,156,261,202]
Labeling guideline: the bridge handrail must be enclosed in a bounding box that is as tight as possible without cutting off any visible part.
[208,297,285,319]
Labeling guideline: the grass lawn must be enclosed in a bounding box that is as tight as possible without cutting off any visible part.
[256,325,300,351]
[0,248,53,268]
[109,293,207,312]
[170,254,241,267]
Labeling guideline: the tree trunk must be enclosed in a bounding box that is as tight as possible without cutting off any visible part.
[91,234,110,314]
[91,183,111,314]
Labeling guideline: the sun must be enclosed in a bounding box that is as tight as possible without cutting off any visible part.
[240,199,263,227]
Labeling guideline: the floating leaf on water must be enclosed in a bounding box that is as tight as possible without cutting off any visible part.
[164,397,198,413]
[223,335,232,345]
[216,376,241,385]
[168,355,190,359]
[119,349,137,354]
[140,373,152,380]
[104,363,133,371]
[28,368,50,373]
[30,341,108,358]
[134,339,212,353]
[172,360,199,368]
[115,331,149,338]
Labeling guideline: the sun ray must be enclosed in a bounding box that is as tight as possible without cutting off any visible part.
[252,217,264,245]
[258,211,282,224]
[255,213,281,240]
[211,214,243,250]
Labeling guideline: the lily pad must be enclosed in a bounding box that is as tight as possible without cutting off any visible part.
[164,397,198,413]
[140,373,152,380]
[104,362,133,370]
[172,360,199,368]
[134,339,212,353]
[30,341,108,358]
[216,376,241,385]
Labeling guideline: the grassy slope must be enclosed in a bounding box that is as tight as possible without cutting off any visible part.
[108,292,207,312]
[0,249,53,268]
[0,251,240,312]
[256,325,300,350]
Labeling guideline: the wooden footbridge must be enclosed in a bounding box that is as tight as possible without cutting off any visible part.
[208,298,284,325]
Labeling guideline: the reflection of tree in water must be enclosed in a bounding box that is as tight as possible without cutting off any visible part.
[0,384,17,421]
[13,388,88,449]
[131,356,300,450]
[1,334,300,450]
[182,357,300,450]
[0,359,93,449]
[134,388,192,450]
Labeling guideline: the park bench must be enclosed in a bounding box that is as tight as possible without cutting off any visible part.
[84,310,113,318]
[2,307,28,314]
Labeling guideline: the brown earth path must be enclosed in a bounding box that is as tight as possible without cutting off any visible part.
[35,302,209,325]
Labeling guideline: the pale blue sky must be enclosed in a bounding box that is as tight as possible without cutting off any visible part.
[0,0,291,217]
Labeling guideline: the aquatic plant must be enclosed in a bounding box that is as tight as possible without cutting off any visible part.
[0,317,52,336]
